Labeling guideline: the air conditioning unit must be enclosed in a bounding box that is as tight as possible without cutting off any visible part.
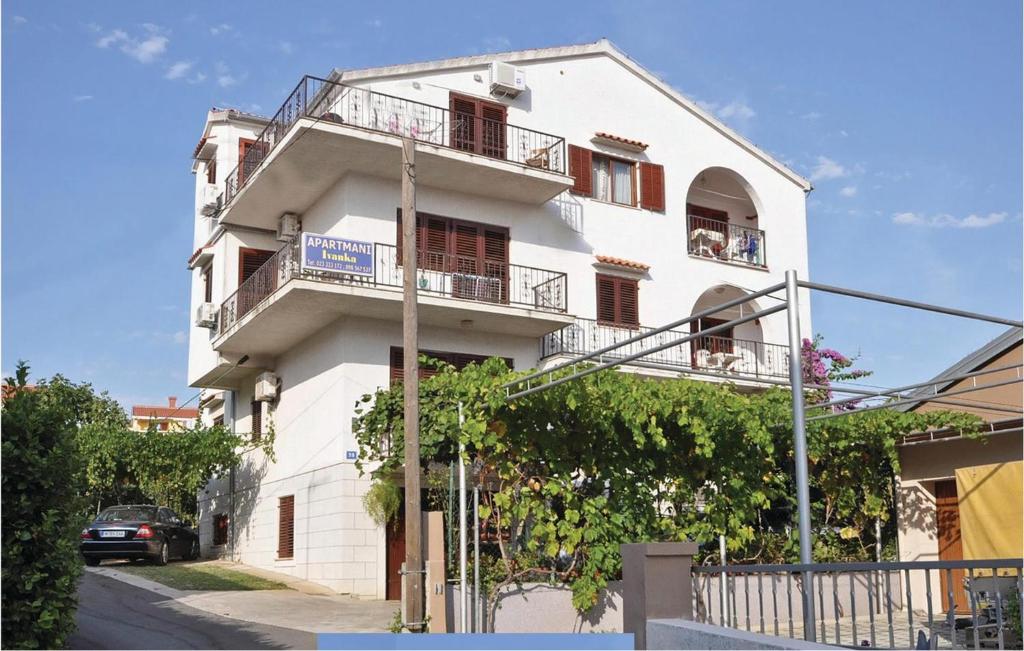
[255,372,279,402]
[195,302,218,329]
[200,184,222,216]
[489,62,525,97]
[276,213,301,242]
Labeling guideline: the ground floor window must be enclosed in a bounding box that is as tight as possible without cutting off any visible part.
[213,513,228,546]
[278,495,294,559]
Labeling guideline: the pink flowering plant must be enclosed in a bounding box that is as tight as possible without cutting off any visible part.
[801,334,871,409]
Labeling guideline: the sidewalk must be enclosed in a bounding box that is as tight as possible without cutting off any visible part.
[87,561,396,634]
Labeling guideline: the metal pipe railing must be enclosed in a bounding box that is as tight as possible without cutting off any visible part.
[223,75,568,205]
[692,559,1024,650]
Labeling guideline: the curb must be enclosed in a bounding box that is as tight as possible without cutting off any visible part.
[86,566,193,600]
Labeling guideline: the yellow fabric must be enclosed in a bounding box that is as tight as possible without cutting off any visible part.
[955,461,1024,567]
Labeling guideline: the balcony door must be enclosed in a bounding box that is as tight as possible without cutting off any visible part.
[936,480,969,613]
[396,211,509,304]
[690,316,734,367]
[237,248,276,318]
[688,204,729,256]
[450,93,507,160]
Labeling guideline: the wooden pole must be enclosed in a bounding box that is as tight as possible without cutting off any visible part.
[401,137,424,629]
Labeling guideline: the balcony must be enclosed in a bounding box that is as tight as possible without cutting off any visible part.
[219,76,572,230]
[541,317,789,380]
[214,238,573,357]
[687,214,767,269]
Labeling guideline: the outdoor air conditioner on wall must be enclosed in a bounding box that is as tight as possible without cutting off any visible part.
[195,303,218,329]
[200,184,222,216]
[489,62,525,97]
[255,372,279,402]
[276,213,301,242]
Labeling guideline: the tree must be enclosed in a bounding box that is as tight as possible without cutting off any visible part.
[354,349,981,617]
[2,363,87,649]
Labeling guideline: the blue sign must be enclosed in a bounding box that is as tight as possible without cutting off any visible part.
[301,233,374,276]
[345,450,358,460]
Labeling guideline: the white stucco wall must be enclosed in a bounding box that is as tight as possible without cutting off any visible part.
[189,47,813,598]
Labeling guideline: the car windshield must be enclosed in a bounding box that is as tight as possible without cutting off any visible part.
[96,507,156,522]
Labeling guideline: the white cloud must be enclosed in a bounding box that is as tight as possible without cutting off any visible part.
[481,36,511,52]
[73,95,94,102]
[365,18,383,28]
[164,60,194,80]
[810,156,847,181]
[215,61,244,88]
[188,72,207,84]
[278,40,293,54]
[892,211,1008,229]
[209,23,233,36]
[800,111,822,120]
[12,15,27,25]
[96,24,168,63]
[173,331,186,345]
[718,101,756,122]
[839,185,857,198]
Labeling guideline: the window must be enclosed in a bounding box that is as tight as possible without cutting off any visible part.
[389,347,512,386]
[213,415,224,427]
[250,400,262,442]
[591,154,635,206]
[237,248,276,316]
[396,211,509,302]
[449,93,507,160]
[595,274,639,328]
[277,496,294,559]
[206,159,217,185]
[203,265,213,303]
[213,514,228,546]
[237,138,264,185]
[569,145,663,210]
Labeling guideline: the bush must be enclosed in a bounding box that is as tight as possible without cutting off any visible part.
[1,363,87,649]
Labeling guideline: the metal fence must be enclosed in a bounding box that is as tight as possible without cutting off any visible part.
[220,238,567,333]
[541,317,790,379]
[687,214,767,268]
[224,75,567,204]
[692,559,1024,649]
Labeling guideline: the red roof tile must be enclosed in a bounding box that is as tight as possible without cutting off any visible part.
[595,255,650,272]
[132,405,199,419]
[593,132,649,151]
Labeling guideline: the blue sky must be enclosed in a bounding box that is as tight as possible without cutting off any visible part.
[3,1,1021,410]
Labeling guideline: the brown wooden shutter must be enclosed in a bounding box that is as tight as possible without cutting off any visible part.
[203,265,213,303]
[450,94,478,152]
[250,400,262,442]
[390,347,512,386]
[569,145,593,196]
[277,496,294,559]
[639,162,665,211]
[596,274,639,327]
[206,159,217,185]
[238,248,274,283]
[479,102,507,160]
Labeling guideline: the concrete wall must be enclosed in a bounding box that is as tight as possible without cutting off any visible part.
[447,582,624,633]
[647,619,845,650]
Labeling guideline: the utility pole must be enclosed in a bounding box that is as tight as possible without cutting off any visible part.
[401,137,423,629]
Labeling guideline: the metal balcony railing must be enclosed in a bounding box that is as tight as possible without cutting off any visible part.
[541,317,790,379]
[224,75,567,204]
[219,239,568,334]
[688,214,767,268]
[692,559,1024,649]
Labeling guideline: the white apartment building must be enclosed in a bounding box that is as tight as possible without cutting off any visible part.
[187,40,812,599]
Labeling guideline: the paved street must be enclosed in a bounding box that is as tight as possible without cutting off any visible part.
[69,571,316,650]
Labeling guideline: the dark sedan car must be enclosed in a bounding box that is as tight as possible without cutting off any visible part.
[80,505,200,566]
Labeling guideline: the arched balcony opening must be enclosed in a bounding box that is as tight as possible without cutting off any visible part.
[685,168,766,268]
[689,285,788,378]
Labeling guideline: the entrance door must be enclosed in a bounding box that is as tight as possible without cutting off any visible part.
[936,480,969,613]
[385,499,405,601]
[690,317,734,367]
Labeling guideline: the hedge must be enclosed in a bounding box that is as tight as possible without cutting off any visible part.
[1,364,86,649]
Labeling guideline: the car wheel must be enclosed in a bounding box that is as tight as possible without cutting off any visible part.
[152,540,169,566]
[84,557,101,567]
[188,539,200,561]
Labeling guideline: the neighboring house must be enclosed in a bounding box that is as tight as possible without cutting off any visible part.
[130,396,199,432]
[895,327,1023,613]
[186,39,813,598]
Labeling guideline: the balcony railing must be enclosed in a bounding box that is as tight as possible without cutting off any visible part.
[541,317,789,379]
[220,238,568,334]
[688,215,767,268]
[224,75,567,204]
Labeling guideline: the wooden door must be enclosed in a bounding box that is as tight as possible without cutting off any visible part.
[690,317,734,366]
[236,248,276,317]
[449,93,506,160]
[936,480,969,613]
[385,499,405,601]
